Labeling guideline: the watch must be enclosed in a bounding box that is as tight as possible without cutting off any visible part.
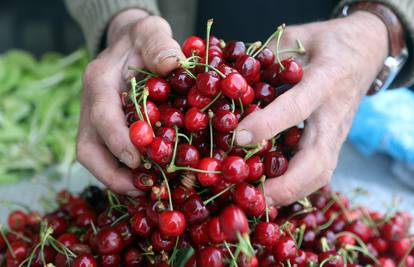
[341,2,408,95]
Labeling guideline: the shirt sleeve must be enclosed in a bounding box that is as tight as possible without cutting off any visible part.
[64,0,160,56]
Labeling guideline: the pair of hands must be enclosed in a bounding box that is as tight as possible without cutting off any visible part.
[76,9,388,204]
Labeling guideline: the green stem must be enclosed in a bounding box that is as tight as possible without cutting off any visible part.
[167,125,180,172]
[252,27,280,58]
[142,88,153,134]
[398,239,414,267]
[200,92,222,112]
[244,141,266,160]
[209,111,214,158]
[128,66,157,77]
[224,241,237,263]
[130,77,144,121]
[180,60,226,78]
[231,99,235,113]
[152,162,173,211]
[345,244,379,265]
[275,24,286,71]
[260,176,269,222]
[178,133,191,144]
[168,165,222,174]
[204,19,213,72]
[246,41,262,56]
[169,237,180,265]
[203,185,234,205]
[0,225,15,259]
[238,98,244,113]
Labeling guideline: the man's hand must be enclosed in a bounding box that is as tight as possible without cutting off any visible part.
[236,12,389,206]
[76,10,184,196]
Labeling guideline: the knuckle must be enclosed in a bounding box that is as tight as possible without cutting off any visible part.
[132,15,172,36]
[278,183,299,205]
[104,176,124,194]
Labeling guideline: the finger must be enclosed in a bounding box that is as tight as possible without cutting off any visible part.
[84,61,140,169]
[264,146,332,206]
[76,129,142,197]
[132,16,185,76]
[235,65,325,146]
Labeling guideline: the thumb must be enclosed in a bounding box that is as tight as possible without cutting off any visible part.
[132,16,185,76]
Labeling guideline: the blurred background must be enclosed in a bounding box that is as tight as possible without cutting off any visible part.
[0,0,413,223]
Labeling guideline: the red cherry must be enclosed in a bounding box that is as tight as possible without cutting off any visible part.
[99,254,121,267]
[257,47,275,68]
[159,210,186,237]
[370,237,388,254]
[235,55,261,83]
[146,77,171,102]
[76,211,97,228]
[211,98,232,113]
[156,126,176,143]
[237,253,258,267]
[223,40,246,61]
[172,186,196,205]
[273,236,296,261]
[7,210,27,231]
[140,100,160,125]
[130,211,152,237]
[254,222,280,247]
[184,107,208,132]
[214,132,232,151]
[222,156,249,183]
[96,227,123,254]
[346,220,372,242]
[240,85,255,106]
[218,64,238,76]
[196,71,221,97]
[197,246,225,267]
[160,106,184,128]
[72,254,97,267]
[263,63,281,87]
[212,148,226,161]
[233,182,265,216]
[182,36,205,57]
[284,126,302,150]
[189,221,210,245]
[147,137,173,165]
[378,258,396,267]
[221,73,248,99]
[219,205,249,241]
[264,151,288,177]
[289,249,307,267]
[132,170,156,191]
[170,68,195,94]
[253,82,276,105]
[151,230,176,252]
[176,143,200,168]
[173,95,189,112]
[44,216,67,236]
[212,110,238,133]
[390,237,411,258]
[208,35,220,46]
[278,58,303,85]
[318,251,344,267]
[184,254,197,267]
[208,46,223,58]
[196,157,222,186]
[208,217,226,244]
[182,194,210,224]
[6,241,28,262]
[129,120,154,148]
[187,86,212,109]
[113,220,133,246]
[57,233,79,247]
[124,248,145,267]
[246,156,264,181]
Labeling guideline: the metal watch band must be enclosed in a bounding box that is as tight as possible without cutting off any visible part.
[341,2,408,95]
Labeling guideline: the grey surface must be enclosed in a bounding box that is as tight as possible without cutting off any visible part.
[0,142,413,223]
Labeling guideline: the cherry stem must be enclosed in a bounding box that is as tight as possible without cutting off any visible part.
[90,220,98,235]
[204,19,214,72]
[344,244,379,265]
[168,237,180,265]
[203,185,234,205]
[227,131,236,154]
[335,231,370,253]
[244,141,266,160]
[252,27,281,58]
[278,39,306,54]
[180,60,226,78]
[286,207,315,221]
[110,213,129,227]
[167,125,180,172]
[128,66,157,77]
[178,133,191,144]
[130,77,144,121]
[319,256,339,267]
[152,162,173,211]
[142,88,154,134]
[296,224,306,251]
[398,239,414,267]
[223,241,237,264]
[260,176,269,222]
[238,98,244,114]
[230,99,236,113]
[246,41,262,56]
[208,110,214,158]
[0,225,15,259]
[200,92,222,112]
[275,24,286,71]
[6,227,31,243]
[168,165,222,174]
[330,192,352,223]
[320,237,330,252]
[318,212,339,231]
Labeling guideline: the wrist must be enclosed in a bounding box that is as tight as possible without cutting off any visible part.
[107,9,149,46]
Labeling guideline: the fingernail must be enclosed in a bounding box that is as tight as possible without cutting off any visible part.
[127,190,142,197]
[154,49,178,64]
[120,150,134,167]
[236,130,253,146]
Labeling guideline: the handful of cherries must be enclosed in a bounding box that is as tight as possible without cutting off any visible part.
[0,20,413,267]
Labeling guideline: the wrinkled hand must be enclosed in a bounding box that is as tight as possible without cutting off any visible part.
[77,11,184,196]
[236,12,388,206]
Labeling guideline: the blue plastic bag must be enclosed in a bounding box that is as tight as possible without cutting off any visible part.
[349,88,414,164]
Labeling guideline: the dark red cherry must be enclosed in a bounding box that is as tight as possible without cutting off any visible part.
[257,47,275,68]
[222,156,249,183]
[130,211,152,237]
[212,110,238,133]
[147,137,173,165]
[6,241,29,262]
[219,205,249,241]
[208,217,226,244]
[221,73,248,99]
[182,194,210,224]
[254,222,280,247]
[284,126,302,150]
[212,148,226,161]
[240,85,255,106]
[160,107,184,128]
[159,210,186,237]
[289,249,307,267]
[214,132,232,151]
[246,156,264,181]
[184,107,208,132]
[132,170,156,191]
[72,254,97,267]
[156,127,176,143]
[189,221,210,245]
[263,63,281,87]
[223,40,246,61]
[124,248,145,267]
[139,100,160,126]
[196,157,222,186]
[278,58,303,85]
[253,82,276,105]
[264,151,288,177]
[196,71,221,97]
[170,68,195,94]
[208,35,220,46]
[173,95,189,112]
[237,253,258,267]
[273,236,296,261]
[96,227,123,254]
[57,233,79,247]
[187,86,212,109]
[235,55,261,83]
[346,220,372,242]
[176,143,200,168]
[208,46,223,58]
[172,186,196,205]
[182,36,205,57]
[151,230,176,252]
[7,210,27,231]
[318,251,344,267]
[146,77,171,102]
[184,254,197,267]
[197,246,225,267]
[233,182,265,216]
[99,254,121,267]
[113,220,134,246]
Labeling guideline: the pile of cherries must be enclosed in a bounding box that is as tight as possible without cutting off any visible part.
[1,21,413,267]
